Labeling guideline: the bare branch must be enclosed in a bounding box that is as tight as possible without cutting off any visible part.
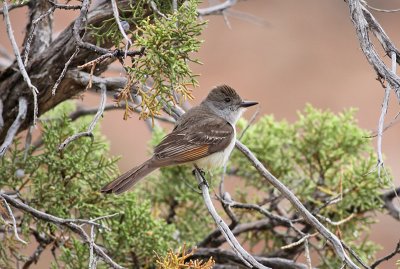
[370,240,400,269]
[48,1,82,10]
[193,167,271,269]
[0,196,27,244]
[150,1,168,19]
[235,140,361,269]
[52,48,80,95]
[23,2,55,66]
[0,0,146,144]
[3,2,38,126]
[347,0,400,96]
[58,85,107,151]
[221,197,304,235]
[22,230,52,269]
[72,0,142,57]
[317,213,355,226]
[0,1,30,15]
[281,233,316,250]
[89,224,97,269]
[0,98,28,157]
[0,99,4,132]
[192,248,312,269]
[198,0,238,16]
[110,0,132,56]
[376,52,396,176]
[362,1,400,13]
[23,125,34,162]
[0,193,124,269]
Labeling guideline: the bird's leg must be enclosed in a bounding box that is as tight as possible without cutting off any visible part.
[193,166,209,189]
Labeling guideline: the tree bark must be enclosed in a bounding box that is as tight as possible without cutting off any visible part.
[0,0,146,143]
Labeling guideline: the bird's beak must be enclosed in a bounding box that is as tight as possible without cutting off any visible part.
[240,100,258,108]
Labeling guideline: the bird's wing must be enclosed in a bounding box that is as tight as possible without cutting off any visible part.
[153,115,234,164]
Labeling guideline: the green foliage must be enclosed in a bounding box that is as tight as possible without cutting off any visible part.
[232,105,389,267]
[0,101,393,268]
[90,0,205,120]
[0,102,176,268]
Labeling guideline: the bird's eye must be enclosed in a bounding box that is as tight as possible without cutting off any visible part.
[224,97,231,103]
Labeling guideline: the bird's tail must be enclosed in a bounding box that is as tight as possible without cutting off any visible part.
[101,159,157,195]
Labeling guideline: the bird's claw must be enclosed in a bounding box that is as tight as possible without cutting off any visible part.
[192,168,209,189]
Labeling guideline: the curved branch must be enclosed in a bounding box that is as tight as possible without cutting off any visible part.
[235,140,361,269]
[0,0,150,145]
[192,248,312,269]
[0,192,124,269]
[194,168,271,269]
[347,0,400,93]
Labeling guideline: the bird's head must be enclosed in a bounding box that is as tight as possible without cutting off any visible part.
[202,85,258,124]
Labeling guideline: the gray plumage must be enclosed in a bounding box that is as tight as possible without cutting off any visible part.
[101,85,257,194]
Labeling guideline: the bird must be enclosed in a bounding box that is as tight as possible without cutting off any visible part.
[101,85,258,194]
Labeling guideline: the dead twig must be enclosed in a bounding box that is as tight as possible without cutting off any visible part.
[235,140,361,269]
[0,192,124,269]
[52,47,80,95]
[198,0,238,16]
[193,166,271,269]
[3,2,38,126]
[370,240,400,269]
[0,196,27,244]
[58,85,107,151]
[0,98,28,157]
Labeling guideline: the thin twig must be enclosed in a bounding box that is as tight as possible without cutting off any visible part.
[304,239,312,269]
[239,107,259,140]
[3,2,38,125]
[58,85,107,151]
[223,198,304,235]
[364,112,400,138]
[0,98,28,157]
[72,0,142,57]
[317,213,355,226]
[149,1,168,19]
[281,233,317,250]
[192,248,312,269]
[88,224,97,269]
[23,125,34,162]
[193,166,271,269]
[0,1,30,15]
[235,140,361,269]
[376,51,395,177]
[48,0,82,10]
[347,0,400,98]
[370,240,400,269]
[52,47,80,95]
[198,0,238,16]
[111,0,132,57]
[78,53,114,70]
[0,99,4,132]
[23,5,56,65]
[362,1,400,13]
[0,192,124,269]
[0,196,27,244]
[341,241,371,269]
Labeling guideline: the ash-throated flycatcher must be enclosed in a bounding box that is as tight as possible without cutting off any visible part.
[101,85,258,194]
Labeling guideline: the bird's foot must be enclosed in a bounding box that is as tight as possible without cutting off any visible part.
[192,168,209,189]
[192,168,206,177]
[197,178,209,190]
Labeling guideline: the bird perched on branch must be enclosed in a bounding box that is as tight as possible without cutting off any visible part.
[101,85,258,194]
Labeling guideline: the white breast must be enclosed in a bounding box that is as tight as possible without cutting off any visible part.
[194,128,236,170]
